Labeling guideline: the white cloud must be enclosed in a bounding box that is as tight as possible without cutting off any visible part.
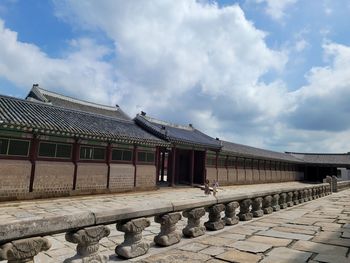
[54,0,287,119]
[294,39,309,52]
[256,0,298,21]
[0,19,116,103]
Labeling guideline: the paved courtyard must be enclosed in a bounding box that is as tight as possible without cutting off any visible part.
[1,184,349,262]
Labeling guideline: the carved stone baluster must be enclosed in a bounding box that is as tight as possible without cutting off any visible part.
[224,201,239,225]
[252,197,263,217]
[205,204,226,231]
[182,207,206,238]
[293,191,299,205]
[0,237,51,263]
[321,186,326,197]
[272,194,280,211]
[308,189,313,200]
[287,192,294,207]
[303,189,309,202]
[313,187,318,199]
[263,195,273,214]
[115,218,150,259]
[298,190,304,203]
[279,193,287,209]
[154,212,182,246]
[238,199,253,221]
[65,225,110,263]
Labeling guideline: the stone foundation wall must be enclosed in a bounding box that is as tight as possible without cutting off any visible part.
[265,170,272,182]
[76,163,108,191]
[245,169,253,184]
[109,164,135,191]
[205,167,217,182]
[259,169,266,183]
[0,160,31,200]
[135,165,156,188]
[252,169,259,183]
[217,168,228,185]
[33,161,74,195]
[237,168,246,183]
[227,168,237,184]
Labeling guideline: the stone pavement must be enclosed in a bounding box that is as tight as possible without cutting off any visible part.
[1,183,349,262]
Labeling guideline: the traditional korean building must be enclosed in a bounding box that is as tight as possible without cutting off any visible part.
[286,152,350,182]
[0,86,168,201]
[0,85,349,201]
[135,113,222,186]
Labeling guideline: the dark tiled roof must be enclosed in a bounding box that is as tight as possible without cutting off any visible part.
[134,115,222,150]
[26,86,130,120]
[221,140,303,163]
[0,95,167,146]
[286,152,350,166]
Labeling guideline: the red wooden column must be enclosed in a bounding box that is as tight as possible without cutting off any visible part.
[243,158,246,183]
[160,148,165,182]
[171,146,176,186]
[133,145,138,188]
[155,146,160,183]
[215,151,219,181]
[225,155,229,182]
[29,134,39,192]
[72,138,80,190]
[106,143,112,189]
[190,149,194,186]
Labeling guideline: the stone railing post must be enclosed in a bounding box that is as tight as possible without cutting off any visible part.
[293,191,299,205]
[252,197,263,217]
[262,195,273,214]
[332,176,338,192]
[182,207,206,238]
[154,212,182,247]
[279,193,287,209]
[308,189,313,201]
[298,190,304,203]
[286,192,294,207]
[315,187,319,199]
[0,237,51,263]
[205,204,226,231]
[238,199,253,221]
[65,225,110,263]
[272,194,280,211]
[115,218,150,259]
[224,201,239,225]
[303,189,309,202]
[324,176,332,192]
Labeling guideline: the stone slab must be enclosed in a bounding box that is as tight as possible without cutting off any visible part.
[272,226,315,235]
[139,249,211,263]
[228,240,272,253]
[313,254,350,263]
[256,229,313,240]
[215,248,262,263]
[200,246,227,256]
[291,240,348,255]
[178,242,208,252]
[260,247,312,263]
[246,235,293,247]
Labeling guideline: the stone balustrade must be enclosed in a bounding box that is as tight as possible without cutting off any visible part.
[0,183,339,262]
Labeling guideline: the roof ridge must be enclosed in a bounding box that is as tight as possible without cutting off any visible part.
[138,114,194,131]
[0,94,134,124]
[221,140,289,155]
[36,86,119,112]
[286,152,350,156]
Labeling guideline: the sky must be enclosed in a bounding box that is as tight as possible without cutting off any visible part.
[0,0,350,153]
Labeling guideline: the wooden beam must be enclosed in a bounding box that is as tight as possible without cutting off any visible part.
[171,147,176,186]
[106,143,112,189]
[133,145,138,188]
[29,134,39,192]
[72,139,80,190]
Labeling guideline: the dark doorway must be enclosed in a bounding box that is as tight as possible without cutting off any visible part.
[163,148,205,186]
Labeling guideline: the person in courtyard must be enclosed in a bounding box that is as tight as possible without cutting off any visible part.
[204,179,211,195]
[212,179,219,196]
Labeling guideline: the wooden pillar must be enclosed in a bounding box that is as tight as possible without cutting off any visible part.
[190,149,194,186]
[243,158,246,182]
[171,147,176,186]
[225,155,229,182]
[161,148,165,182]
[133,145,138,187]
[106,143,112,189]
[316,166,320,182]
[29,134,39,192]
[215,151,219,181]
[72,138,80,190]
[155,146,160,183]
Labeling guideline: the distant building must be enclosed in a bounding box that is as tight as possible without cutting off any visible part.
[0,84,349,201]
